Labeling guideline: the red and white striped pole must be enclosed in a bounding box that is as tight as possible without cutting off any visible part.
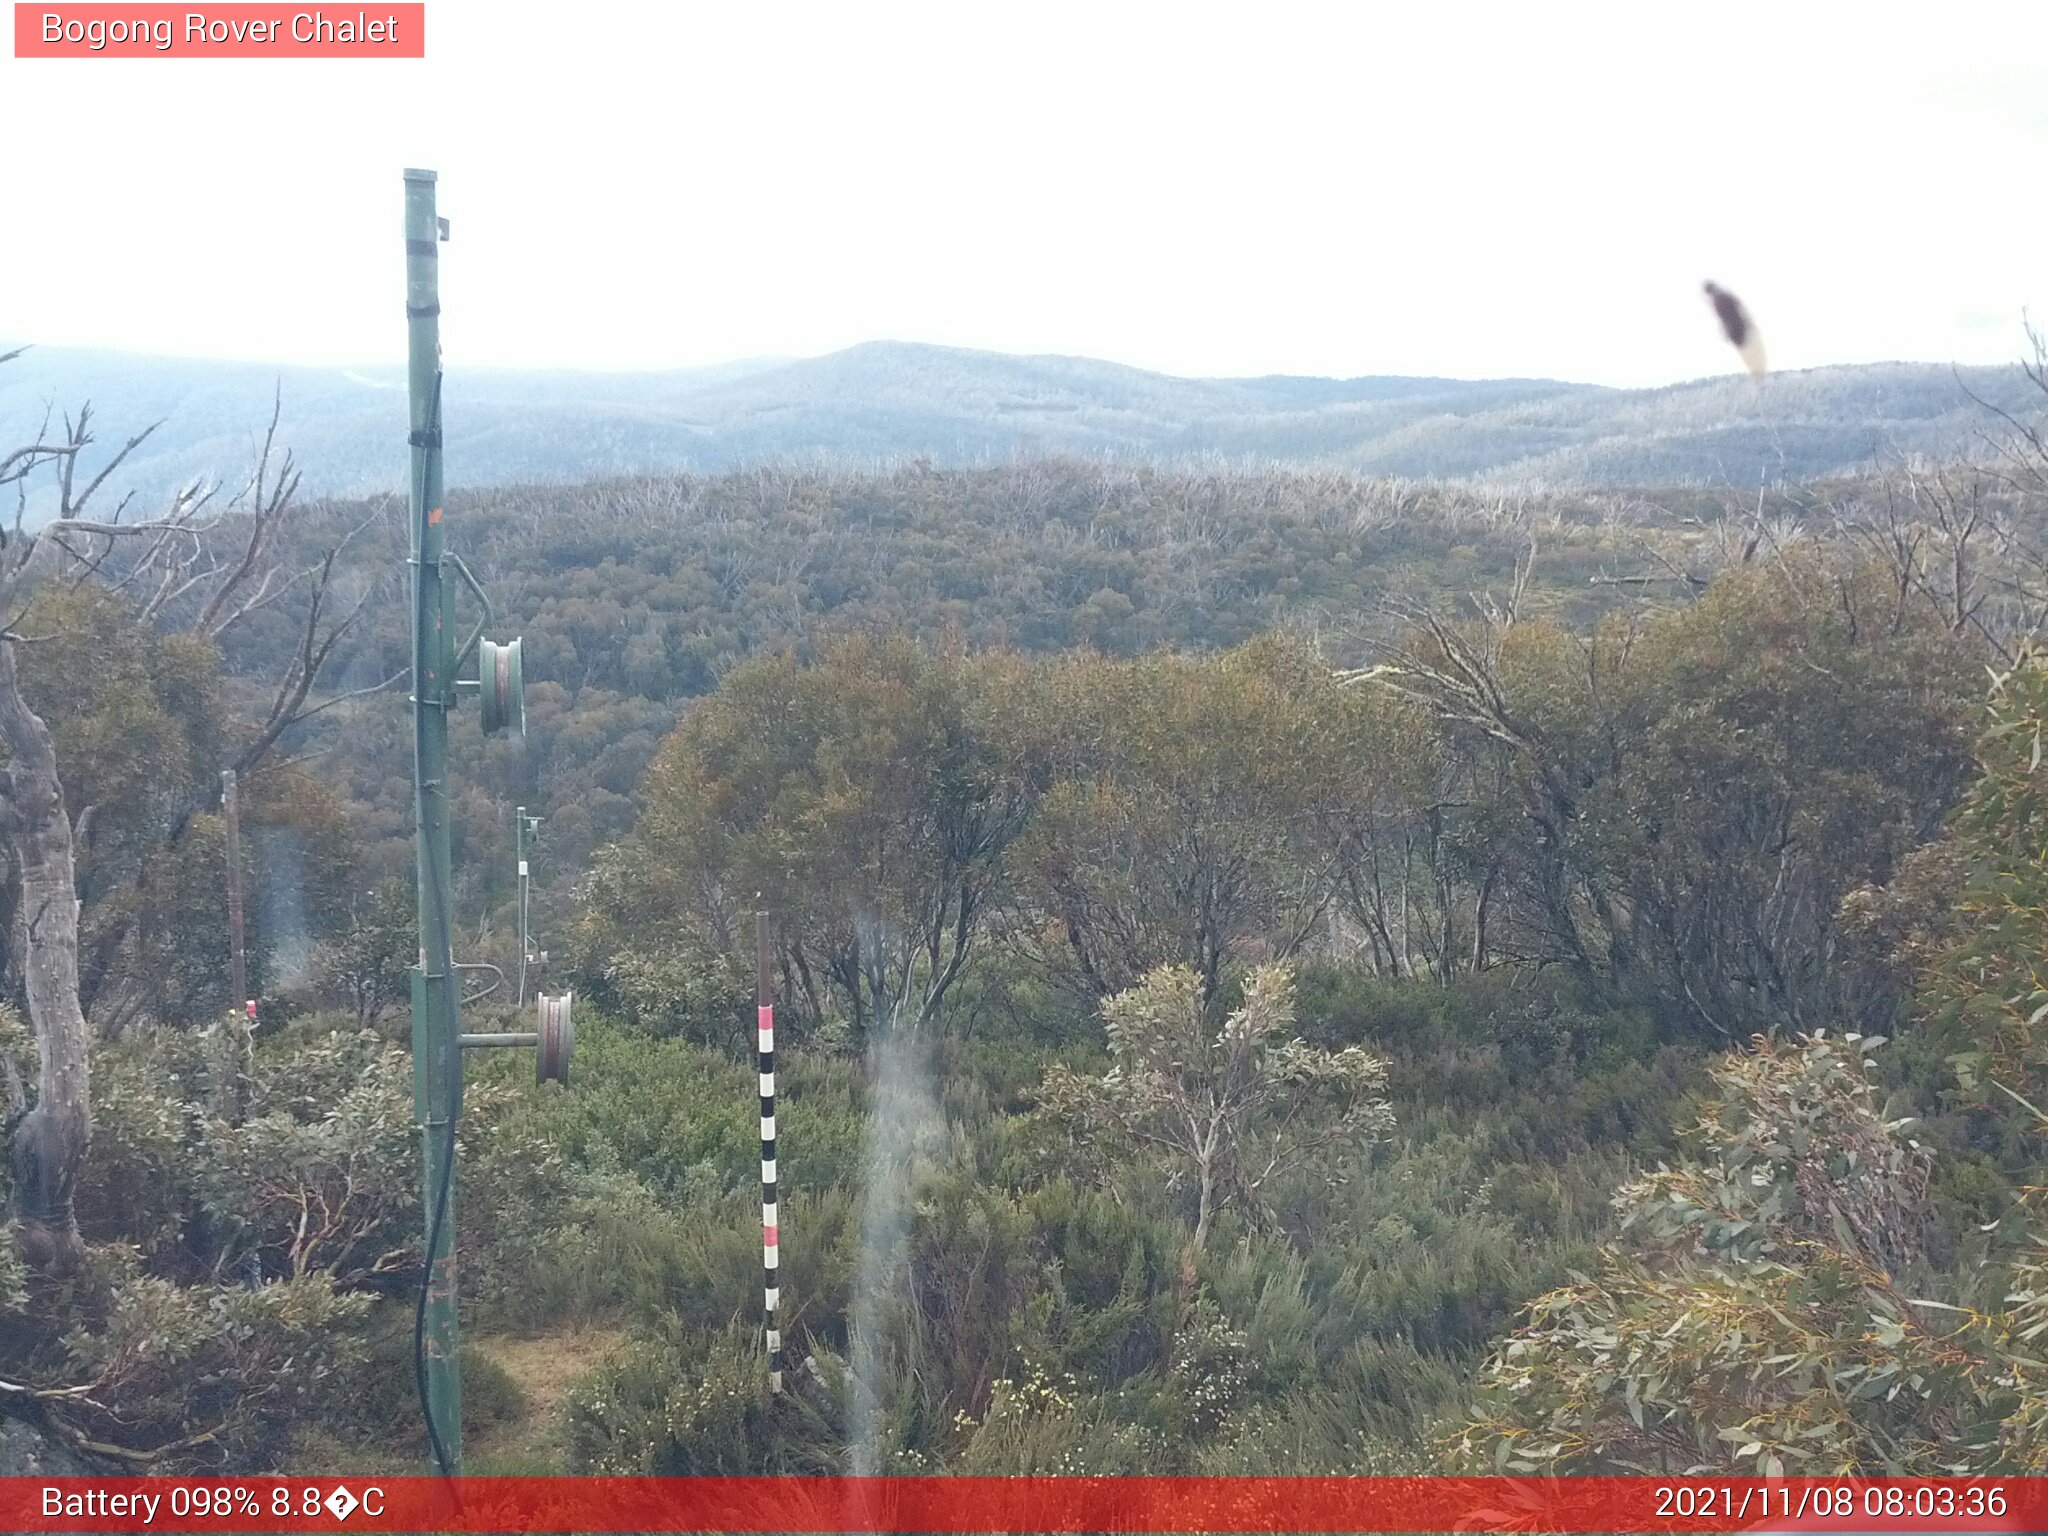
[757,910,782,1393]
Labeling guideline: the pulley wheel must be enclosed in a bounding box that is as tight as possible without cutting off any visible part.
[536,991,573,1085]
[480,637,525,736]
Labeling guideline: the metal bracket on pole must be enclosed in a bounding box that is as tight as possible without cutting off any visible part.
[460,990,574,1084]
[454,958,504,1007]
[448,564,491,674]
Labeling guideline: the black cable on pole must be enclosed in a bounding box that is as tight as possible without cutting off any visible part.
[414,1110,459,1478]
[413,825,462,1480]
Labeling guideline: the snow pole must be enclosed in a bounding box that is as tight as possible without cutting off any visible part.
[758,908,783,1392]
[516,806,542,1004]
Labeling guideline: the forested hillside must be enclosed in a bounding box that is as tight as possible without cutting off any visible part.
[3,341,2038,511]
[11,374,2048,1477]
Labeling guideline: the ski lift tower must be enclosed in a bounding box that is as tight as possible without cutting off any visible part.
[403,167,568,1478]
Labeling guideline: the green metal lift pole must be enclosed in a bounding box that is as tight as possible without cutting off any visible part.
[404,166,462,1477]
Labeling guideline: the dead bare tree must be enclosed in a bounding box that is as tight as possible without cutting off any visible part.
[0,357,398,1269]
[1830,465,2014,654]
[0,377,183,1270]
[1340,591,1637,988]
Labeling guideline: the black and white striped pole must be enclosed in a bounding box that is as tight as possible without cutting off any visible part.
[515,806,544,1006]
[757,909,782,1393]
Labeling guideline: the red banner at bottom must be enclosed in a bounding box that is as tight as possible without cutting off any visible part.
[6,1476,2040,1534]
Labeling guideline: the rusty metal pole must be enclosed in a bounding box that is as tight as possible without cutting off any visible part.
[221,768,247,1012]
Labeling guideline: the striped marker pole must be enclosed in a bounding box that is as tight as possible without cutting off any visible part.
[757,910,783,1393]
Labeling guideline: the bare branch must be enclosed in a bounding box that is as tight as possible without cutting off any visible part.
[60,415,164,522]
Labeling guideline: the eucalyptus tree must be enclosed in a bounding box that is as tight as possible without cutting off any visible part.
[1009,634,1418,1003]
[617,633,1033,1039]
[1352,554,1979,1038]
[1459,1034,1975,1476]
[1035,962,1393,1260]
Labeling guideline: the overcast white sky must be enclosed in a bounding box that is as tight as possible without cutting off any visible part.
[3,1,2045,387]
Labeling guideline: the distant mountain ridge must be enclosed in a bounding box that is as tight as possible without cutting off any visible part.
[0,339,2036,508]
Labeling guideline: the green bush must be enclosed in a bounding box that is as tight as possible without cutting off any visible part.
[575,933,753,1049]
[16,1246,373,1470]
[953,1365,1163,1475]
[495,1014,864,1201]
[567,1323,845,1474]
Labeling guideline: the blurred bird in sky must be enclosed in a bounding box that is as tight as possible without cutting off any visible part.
[1703,280,1768,377]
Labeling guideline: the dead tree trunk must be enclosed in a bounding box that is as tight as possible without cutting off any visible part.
[0,639,88,1273]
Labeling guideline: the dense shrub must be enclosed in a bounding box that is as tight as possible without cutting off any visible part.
[4,1245,371,1470]
[568,1324,845,1475]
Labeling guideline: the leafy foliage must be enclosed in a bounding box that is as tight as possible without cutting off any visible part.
[1362,556,1978,1032]
[1923,653,2048,1121]
[1459,1034,2008,1476]
[1037,964,1392,1247]
[1010,637,1424,1000]
[596,635,1031,1040]
[317,881,415,1029]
